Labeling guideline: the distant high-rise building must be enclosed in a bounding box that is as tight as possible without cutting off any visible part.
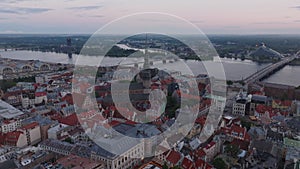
[67,38,72,46]
[67,38,72,58]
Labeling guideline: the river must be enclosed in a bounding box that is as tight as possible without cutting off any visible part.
[263,65,300,87]
[0,50,272,81]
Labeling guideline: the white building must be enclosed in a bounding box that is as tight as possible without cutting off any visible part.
[5,131,27,148]
[21,95,35,108]
[0,100,24,119]
[292,101,300,117]
[47,123,70,140]
[0,119,21,133]
[91,139,144,169]
[233,91,251,116]
[20,122,41,145]
[35,75,45,84]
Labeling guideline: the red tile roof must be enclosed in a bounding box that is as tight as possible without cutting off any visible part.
[58,113,79,126]
[22,122,39,130]
[195,159,205,168]
[195,116,206,126]
[273,100,292,107]
[195,159,213,169]
[35,91,47,97]
[5,131,23,145]
[61,93,74,105]
[0,134,6,145]
[166,150,181,165]
[125,120,137,125]
[231,124,246,134]
[108,120,120,127]
[204,141,216,150]
[256,104,273,114]
[221,124,250,141]
[181,157,194,169]
[206,164,213,169]
[191,149,206,160]
[280,111,289,116]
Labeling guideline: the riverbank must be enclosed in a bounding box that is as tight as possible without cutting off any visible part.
[289,58,300,66]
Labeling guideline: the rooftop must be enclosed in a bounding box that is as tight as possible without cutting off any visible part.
[22,122,39,130]
[57,154,104,169]
[0,100,24,119]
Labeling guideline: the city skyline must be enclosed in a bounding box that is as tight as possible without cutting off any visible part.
[0,0,300,34]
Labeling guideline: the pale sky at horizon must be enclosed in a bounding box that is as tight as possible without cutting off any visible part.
[0,0,300,34]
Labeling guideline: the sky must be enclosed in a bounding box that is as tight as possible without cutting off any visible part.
[0,0,300,34]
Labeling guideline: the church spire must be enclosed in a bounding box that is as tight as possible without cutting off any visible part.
[143,34,150,69]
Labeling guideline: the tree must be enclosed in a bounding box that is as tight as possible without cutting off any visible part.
[212,158,227,169]
[172,166,182,169]
[162,163,168,169]
[165,96,180,118]
[0,80,16,92]
[225,144,240,157]
[64,137,73,144]
[226,80,233,86]
[241,118,252,130]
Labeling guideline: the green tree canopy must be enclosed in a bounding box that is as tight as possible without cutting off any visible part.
[224,144,240,157]
[212,158,228,169]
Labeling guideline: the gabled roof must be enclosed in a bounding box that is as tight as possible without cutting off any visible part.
[195,159,212,169]
[204,141,216,150]
[58,113,79,126]
[5,131,23,144]
[181,157,194,169]
[221,124,251,141]
[272,100,292,108]
[255,104,273,114]
[191,148,206,160]
[166,150,181,165]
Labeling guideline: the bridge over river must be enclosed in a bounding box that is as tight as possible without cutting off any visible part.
[241,55,297,85]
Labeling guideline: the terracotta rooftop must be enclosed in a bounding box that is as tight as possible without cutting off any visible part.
[166,150,181,165]
[22,122,39,130]
[57,154,103,169]
[181,157,194,169]
[58,113,79,126]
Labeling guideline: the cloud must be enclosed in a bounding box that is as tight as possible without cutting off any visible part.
[67,5,102,10]
[137,18,173,23]
[0,7,52,14]
[252,21,291,25]
[291,6,300,9]
[190,20,205,24]
[223,26,241,29]
[0,0,36,4]
[0,30,23,34]
[77,14,104,18]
